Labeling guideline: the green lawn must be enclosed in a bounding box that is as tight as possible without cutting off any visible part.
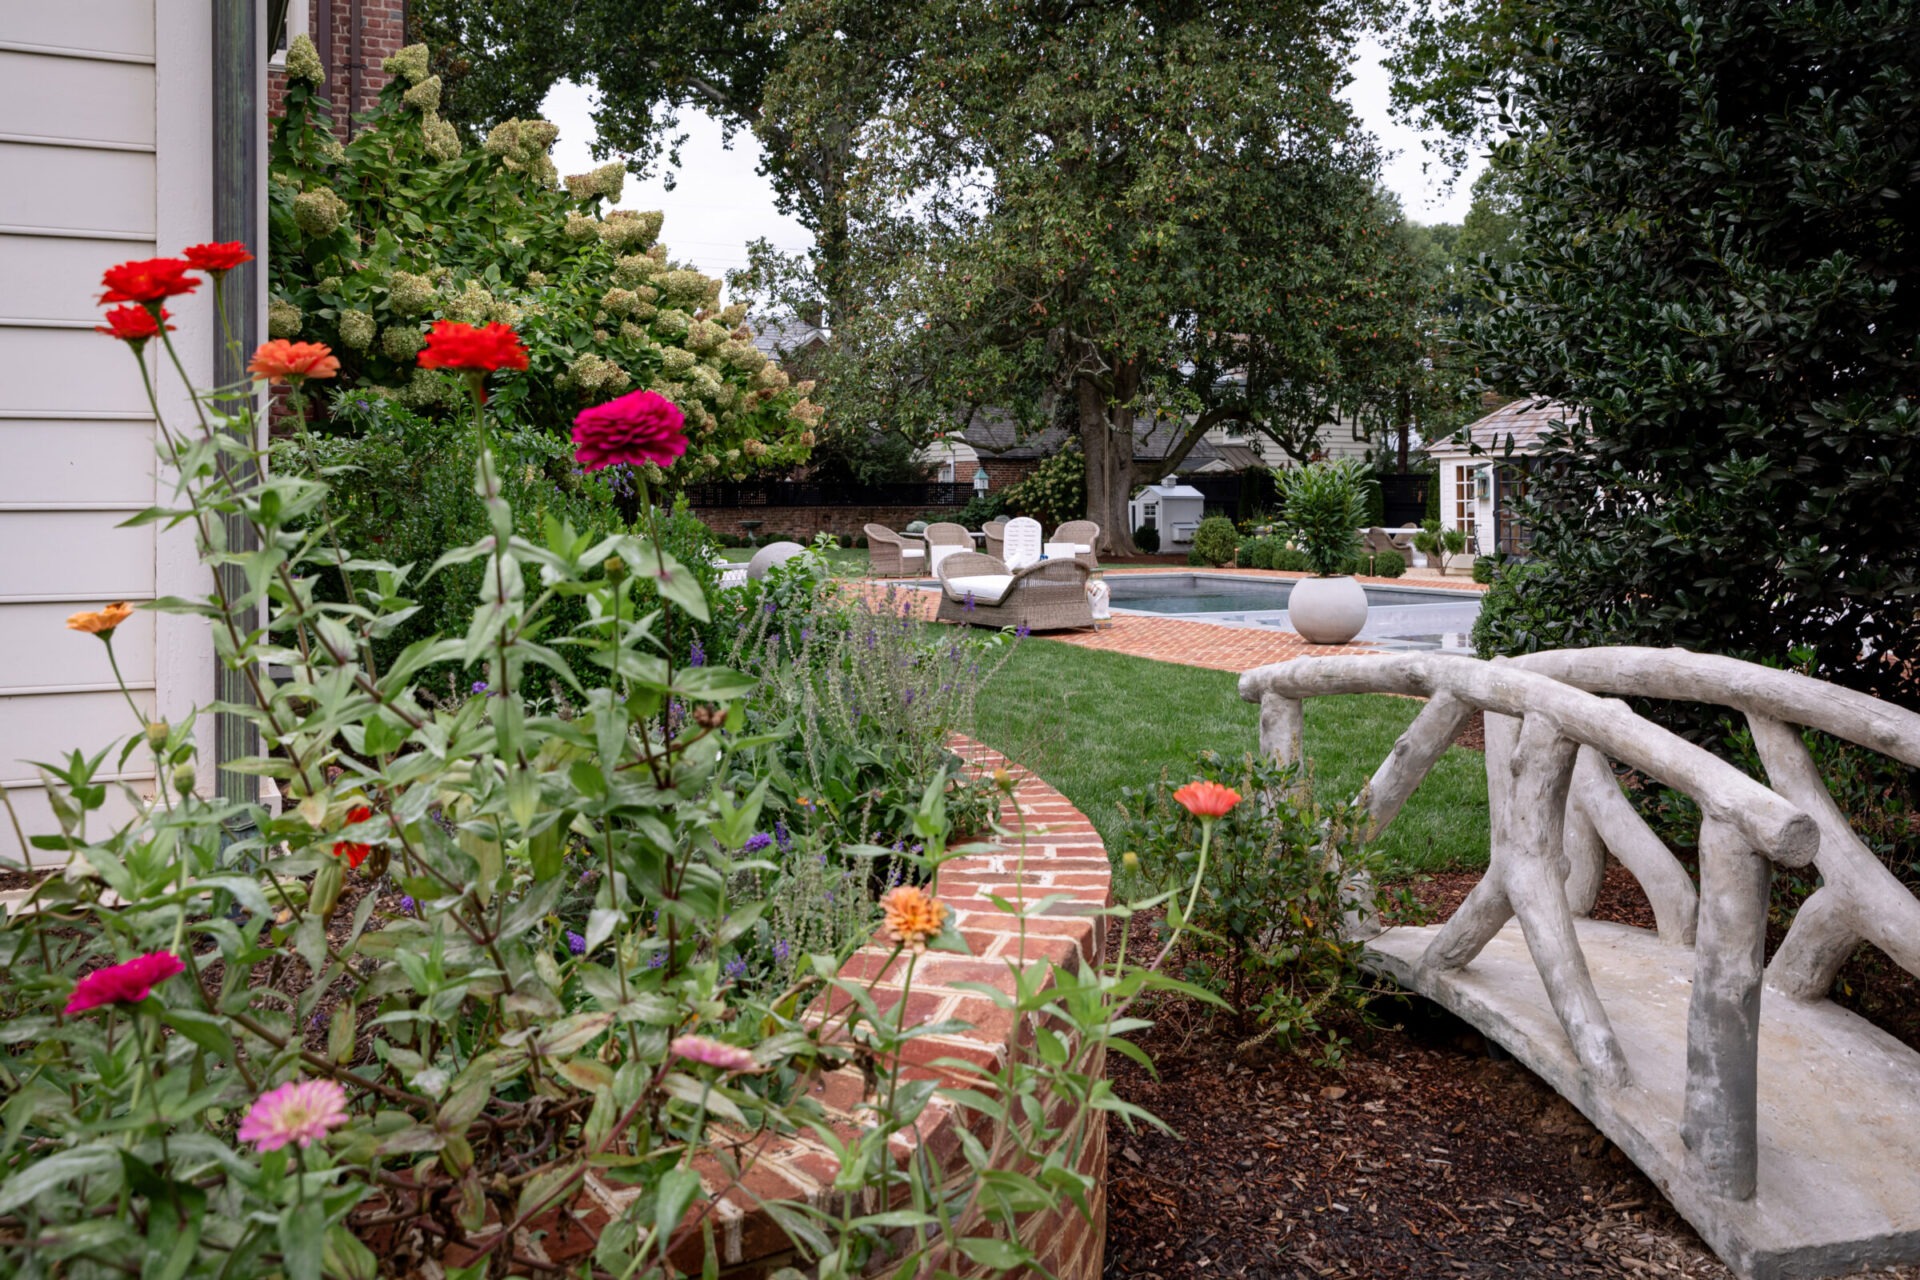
[970,640,1490,876]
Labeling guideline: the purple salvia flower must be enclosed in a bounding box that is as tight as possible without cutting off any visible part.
[724,956,749,979]
[773,938,790,962]
[566,931,587,955]
[775,820,791,852]
[688,638,706,668]
[649,952,665,968]
[743,832,773,853]
[398,895,416,915]
[471,680,489,695]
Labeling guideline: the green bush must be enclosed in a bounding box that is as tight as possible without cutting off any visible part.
[1000,446,1085,529]
[1472,554,1499,584]
[1115,750,1420,1051]
[1472,558,1607,657]
[1134,523,1161,554]
[1192,516,1242,567]
[1366,548,1407,578]
[1272,459,1373,575]
[1272,545,1313,573]
[1413,518,1469,575]
[268,40,816,483]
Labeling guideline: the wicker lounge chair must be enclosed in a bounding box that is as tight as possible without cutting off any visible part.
[924,521,973,576]
[865,523,927,577]
[1050,520,1100,568]
[935,550,1095,631]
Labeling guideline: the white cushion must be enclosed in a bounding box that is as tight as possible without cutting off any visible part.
[898,547,925,560]
[928,543,963,573]
[944,573,1015,606]
[717,567,750,589]
[1044,541,1091,559]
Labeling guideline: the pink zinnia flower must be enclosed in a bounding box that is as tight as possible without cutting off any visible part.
[64,951,185,1014]
[669,1035,760,1074]
[572,390,689,472]
[237,1079,350,1152]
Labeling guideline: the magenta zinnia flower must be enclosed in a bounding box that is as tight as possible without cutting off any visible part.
[669,1035,760,1074]
[237,1079,350,1152]
[64,951,186,1014]
[572,390,689,472]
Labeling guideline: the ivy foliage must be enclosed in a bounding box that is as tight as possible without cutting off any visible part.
[267,39,819,485]
[1467,0,1920,705]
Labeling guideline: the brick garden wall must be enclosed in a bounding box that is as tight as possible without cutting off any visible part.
[451,740,1113,1279]
[267,0,410,129]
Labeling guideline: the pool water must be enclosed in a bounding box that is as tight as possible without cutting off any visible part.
[1103,573,1482,649]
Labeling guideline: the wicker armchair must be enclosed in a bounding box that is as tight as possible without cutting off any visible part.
[1050,520,1100,568]
[983,519,1009,560]
[865,523,927,577]
[935,550,1095,632]
[923,522,973,575]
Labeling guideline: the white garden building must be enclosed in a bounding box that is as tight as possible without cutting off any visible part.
[1428,398,1570,558]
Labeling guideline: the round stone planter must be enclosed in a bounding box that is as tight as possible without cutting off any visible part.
[1287,574,1368,645]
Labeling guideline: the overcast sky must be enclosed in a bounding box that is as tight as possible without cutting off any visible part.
[539,36,1485,292]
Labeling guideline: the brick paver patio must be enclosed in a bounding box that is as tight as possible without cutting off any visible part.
[857,564,1479,672]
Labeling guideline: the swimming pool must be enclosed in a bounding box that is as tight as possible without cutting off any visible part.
[1104,572,1482,649]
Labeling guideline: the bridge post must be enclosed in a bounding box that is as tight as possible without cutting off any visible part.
[1258,692,1303,768]
[1682,818,1772,1200]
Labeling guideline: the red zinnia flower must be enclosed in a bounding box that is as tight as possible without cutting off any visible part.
[249,339,340,383]
[65,951,186,1014]
[332,805,374,870]
[95,305,173,348]
[1173,780,1242,820]
[183,241,254,275]
[571,390,689,472]
[417,320,529,374]
[99,258,200,305]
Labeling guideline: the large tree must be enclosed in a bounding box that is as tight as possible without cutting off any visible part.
[1468,0,1920,704]
[766,0,1424,553]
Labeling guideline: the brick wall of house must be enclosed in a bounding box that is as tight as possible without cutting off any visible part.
[980,458,1039,489]
[267,0,410,131]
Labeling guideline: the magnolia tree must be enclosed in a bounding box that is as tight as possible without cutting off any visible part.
[0,246,1251,1278]
[268,37,819,486]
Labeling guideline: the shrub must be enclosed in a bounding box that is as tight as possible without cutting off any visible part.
[1367,548,1407,578]
[1115,750,1418,1053]
[1472,558,1607,657]
[1273,459,1374,575]
[1272,545,1314,573]
[999,446,1085,530]
[947,491,1008,531]
[268,41,817,483]
[1192,516,1242,567]
[1472,554,1499,583]
[1413,518,1469,575]
[1134,523,1161,554]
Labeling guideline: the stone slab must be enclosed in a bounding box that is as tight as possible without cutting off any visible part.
[1366,919,1920,1280]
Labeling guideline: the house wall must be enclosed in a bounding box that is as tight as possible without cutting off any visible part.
[0,0,220,863]
[267,0,409,128]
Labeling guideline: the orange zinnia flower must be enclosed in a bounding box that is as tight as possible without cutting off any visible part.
[880,885,948,954]
[1172,780,1242,820]
[67,602,134,637]
[248,339,340,384]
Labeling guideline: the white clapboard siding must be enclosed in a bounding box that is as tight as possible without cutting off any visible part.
[0,2,217,864]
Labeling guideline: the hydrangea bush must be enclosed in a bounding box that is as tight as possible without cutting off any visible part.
[269,36,819,485]
[0,251,1233,1279]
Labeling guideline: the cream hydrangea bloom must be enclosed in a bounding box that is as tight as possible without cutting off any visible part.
[402,74,441,114]
[381,44,430,86]
[380,326,424,360]
[292,188,348,236]
[387,271,436,316]
[285,34,324,86]
[267,297,302,339]
[337,311,376,351]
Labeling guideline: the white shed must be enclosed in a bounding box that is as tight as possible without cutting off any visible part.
[1129,475,1206,551]
[1428,398,1568,559]
[1,1,246,863]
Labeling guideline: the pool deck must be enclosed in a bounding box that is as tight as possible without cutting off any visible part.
[867,566,1484,674]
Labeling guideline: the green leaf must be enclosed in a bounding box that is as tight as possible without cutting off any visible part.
[277,1199,326,1280]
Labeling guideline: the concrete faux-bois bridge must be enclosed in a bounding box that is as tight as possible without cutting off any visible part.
[1240,648,1920,1280]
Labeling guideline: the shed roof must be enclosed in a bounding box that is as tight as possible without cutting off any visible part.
[1431,398,1576,458]
[749,316,828,359]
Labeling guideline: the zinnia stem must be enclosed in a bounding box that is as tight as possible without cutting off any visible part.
[1181,818,1215,929]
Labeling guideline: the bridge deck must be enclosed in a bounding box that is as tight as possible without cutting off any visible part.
[1367,919,1920,1280]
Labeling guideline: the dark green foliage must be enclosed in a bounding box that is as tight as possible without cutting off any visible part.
[1273,459,1373,576]
[1192,517,1242,568]
[1273,546,1314,574]
[1471,559,1605,659]
[1115,750,1422,1050]
[1365,549,1406,578]
[1469,0,1920,705]
[1472,555,1499,584]
[999,447,1086,530]
[943,491,1009,532]
[1133,524,1161,554]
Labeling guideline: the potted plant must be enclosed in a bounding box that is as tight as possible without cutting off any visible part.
[1273,458,1374,644]
[1412,518,1469,575]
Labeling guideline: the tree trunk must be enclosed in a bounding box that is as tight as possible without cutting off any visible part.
[1397,388,1412,472]
[1079,374,1139,557]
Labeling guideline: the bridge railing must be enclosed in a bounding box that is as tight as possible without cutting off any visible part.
[1239,651,1823,1201]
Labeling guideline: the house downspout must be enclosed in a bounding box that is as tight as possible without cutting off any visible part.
[212,0,262,833]
[348,0,361,140]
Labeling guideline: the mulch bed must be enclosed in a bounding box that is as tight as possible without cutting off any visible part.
[1101,894,1919,1280]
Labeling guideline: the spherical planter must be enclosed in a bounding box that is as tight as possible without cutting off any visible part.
[746,539,808,579]
[1287,574,1368,645]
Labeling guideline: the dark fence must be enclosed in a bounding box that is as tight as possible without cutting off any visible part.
[1379,473,1431,528]
[685,480,971,508]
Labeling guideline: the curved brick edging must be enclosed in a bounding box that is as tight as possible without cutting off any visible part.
[497,740,1112,1279]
